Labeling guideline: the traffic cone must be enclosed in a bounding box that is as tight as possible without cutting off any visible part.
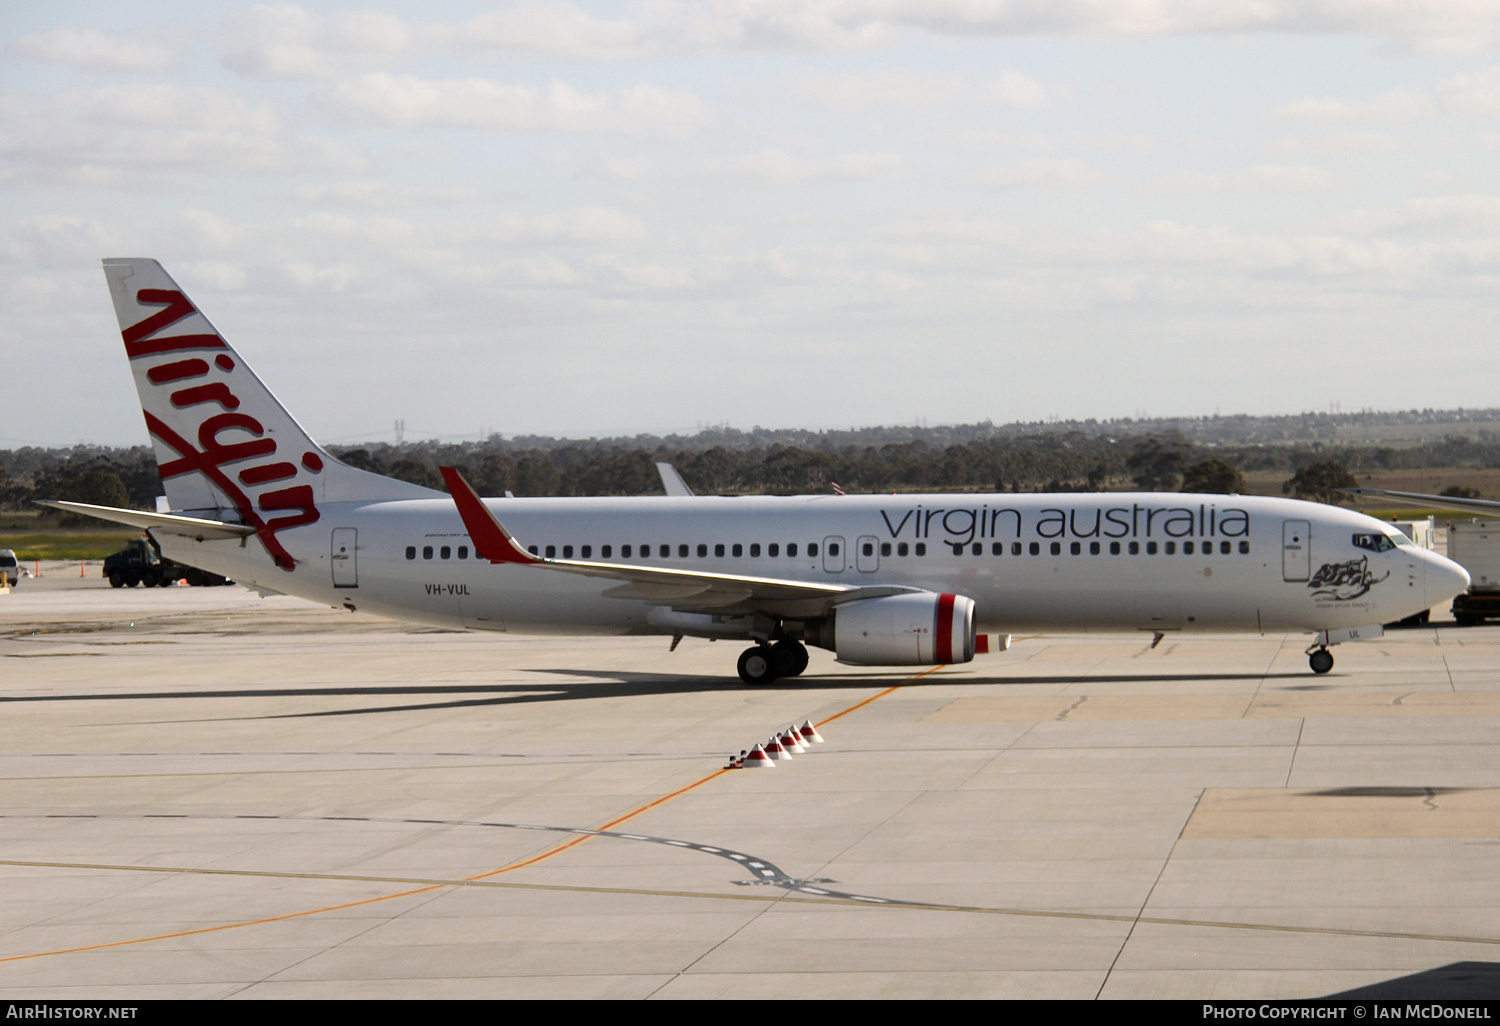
[743,744,775,768]
[765,736,791,760]
[799,720,824,744]
[780,729,805,754]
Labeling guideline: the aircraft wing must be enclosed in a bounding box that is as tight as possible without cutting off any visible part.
[440,467,909,616]
[1341,488,1500,518]
[37,500,258,541]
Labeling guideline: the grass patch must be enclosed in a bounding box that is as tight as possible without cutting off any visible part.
[0,531,139,561]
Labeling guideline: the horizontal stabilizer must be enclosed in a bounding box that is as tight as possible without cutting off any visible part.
[38,500,257,541]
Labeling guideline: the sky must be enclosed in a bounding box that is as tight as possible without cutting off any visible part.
[4,1,1500,448]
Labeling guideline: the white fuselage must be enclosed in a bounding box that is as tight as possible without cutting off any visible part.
[153,492,1468,638]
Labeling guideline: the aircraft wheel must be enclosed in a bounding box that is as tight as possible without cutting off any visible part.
[771,639,808,677]
[1309,649,1334,675]
[737,646,779,687]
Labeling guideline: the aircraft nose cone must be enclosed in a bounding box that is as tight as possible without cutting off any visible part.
[1426,552,1471,608]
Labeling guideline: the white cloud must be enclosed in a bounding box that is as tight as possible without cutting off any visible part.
[1275,89,1431,123]
[317,75,712,136]
[10,27,188,74]
[0,85,362,182]
[1266,131,1405,157]
[439,3,645,59]
[972,158,1113,190]
[650,0,1500,55]
[1437,65,1500,116]
[1153,163,1344,194]
[218,4,411,79]
[700,150,906,185]
[798,70,1047,110]
[294,181,489,207]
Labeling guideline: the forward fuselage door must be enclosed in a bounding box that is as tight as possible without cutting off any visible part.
[1282,520,1310,582]
[823,536,846,573]
[856,534,880,572]
[331,527,358,587]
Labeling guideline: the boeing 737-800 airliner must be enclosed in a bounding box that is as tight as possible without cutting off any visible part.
[49,259,1471,684]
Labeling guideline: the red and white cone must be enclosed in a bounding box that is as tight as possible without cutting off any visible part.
[743,744,775,768]
[799,720,825,744]
[765,736,792,760]
[780,729,805,754]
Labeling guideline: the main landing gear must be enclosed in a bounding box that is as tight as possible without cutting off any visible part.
[1308,647,1334,675]
[737,639,809,686]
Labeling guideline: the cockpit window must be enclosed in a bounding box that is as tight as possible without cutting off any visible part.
[1352,533,1398,552]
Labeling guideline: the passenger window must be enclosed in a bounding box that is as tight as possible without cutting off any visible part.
[1238,541,1249,554]
[915,543,926,556]
[1166,542,1177,554]
[828,543,838,556]
[581,545,591,558]
[733,544,743,557]
[601,545,611,559]
[809,543,819,557]
[715,544,725,557]
[545,545,556,558]
[881,543,892,556]
[767,543,778,557]
[1147,541,1158,555]
[440,546,451,559]
[621,545,631,558]
[458,545,468,559]
[563,545,573,559]
[750,544,761,557]
[897,542,909,556]
[1221,541,1232,555]
[678,544,688,558]
[1109,541,1120,555]
[528,545,538,555]
[423,545,434,559]
[971,543,981,556]
[1184,541,1195,555]
[787,543,797,557]
[1089,541,1100,555]
[405,546,416,560]
[1128,541,1139,555]
[1029,542,1040,556]
[1012,542,1022,556]
[697,544,708,557]
[1050,542,1061,556]
[1069,541,1080,555]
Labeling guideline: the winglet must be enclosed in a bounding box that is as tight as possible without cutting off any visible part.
[439,467,539,564]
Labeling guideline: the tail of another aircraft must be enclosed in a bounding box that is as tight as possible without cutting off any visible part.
[102,258,438,569]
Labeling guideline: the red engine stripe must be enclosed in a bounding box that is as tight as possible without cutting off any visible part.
[935,593,956,663]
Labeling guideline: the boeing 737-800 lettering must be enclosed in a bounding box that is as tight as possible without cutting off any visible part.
[49,259,1472,684]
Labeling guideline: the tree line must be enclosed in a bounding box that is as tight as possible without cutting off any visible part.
[5,429,1495,515]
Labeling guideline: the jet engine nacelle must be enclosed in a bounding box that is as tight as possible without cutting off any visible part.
[834,592,976,666]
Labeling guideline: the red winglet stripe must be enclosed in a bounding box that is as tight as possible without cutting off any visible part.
[439,467,537,565]
[934,593,956,664]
